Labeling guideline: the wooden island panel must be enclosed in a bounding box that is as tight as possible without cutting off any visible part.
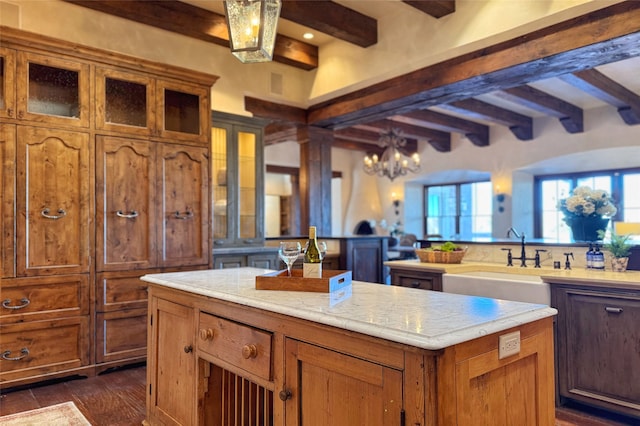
[146,282,555,426]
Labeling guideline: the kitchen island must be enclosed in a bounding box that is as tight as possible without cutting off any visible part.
[142,267,557,425]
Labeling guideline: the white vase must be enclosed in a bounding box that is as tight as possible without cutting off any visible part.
[611,257,629,272]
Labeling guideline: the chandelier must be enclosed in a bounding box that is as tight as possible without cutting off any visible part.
[224,0,282,63]
[363,129,420,181]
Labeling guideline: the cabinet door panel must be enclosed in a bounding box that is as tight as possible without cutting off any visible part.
[0,47,16,119]
[158,144,209,267]
[284,339,403,426]
[97,136,157,271]
[16,52,89,128]
[157,80,209,144]
[147,296,195,426]
[1,123,16,277]
[564,291,640,405]
[16,126,90,276]
[96,67,155,136]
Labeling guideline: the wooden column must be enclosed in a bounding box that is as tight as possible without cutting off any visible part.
[288,174,301,236]
[298,126,333,235]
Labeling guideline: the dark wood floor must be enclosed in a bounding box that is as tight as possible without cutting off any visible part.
[0,365,636,425]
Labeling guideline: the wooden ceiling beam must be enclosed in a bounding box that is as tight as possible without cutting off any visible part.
[402,1,455,18]
[358,120,451,152]
[497,85,583,133]
[439,98,533,141]
[392,109,488,146]
[280,1,377,47]
[63,0,319,70]
[245,97,307,124]
[560,69,640,125]
[307,3,640,128]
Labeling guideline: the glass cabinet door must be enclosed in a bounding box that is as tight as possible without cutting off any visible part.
[211,117,264,247]
[96,68,155,136]
[16,52,89,127]
[157,80,209,144]
[0,47,16,119]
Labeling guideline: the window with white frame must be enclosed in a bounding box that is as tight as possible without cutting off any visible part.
[424,181,492,239]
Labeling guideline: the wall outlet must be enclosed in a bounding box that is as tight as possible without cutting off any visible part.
[499,331,521,359]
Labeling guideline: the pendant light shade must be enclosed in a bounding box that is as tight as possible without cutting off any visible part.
[224,0,282,63]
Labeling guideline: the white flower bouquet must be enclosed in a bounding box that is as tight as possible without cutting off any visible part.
[557,186,617,220]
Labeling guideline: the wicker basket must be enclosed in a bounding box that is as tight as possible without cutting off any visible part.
[416,248,466,264]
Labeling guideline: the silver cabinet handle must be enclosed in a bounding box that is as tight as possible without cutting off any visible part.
[41,208,66,219]
[605,307,623,314]
[116,210,138,219]
[2,298,30,310]
[174,211,193,220]
[2,348,29,361]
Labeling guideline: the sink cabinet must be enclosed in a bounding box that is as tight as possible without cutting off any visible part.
[551,282,640,419]
[390,267,443,291]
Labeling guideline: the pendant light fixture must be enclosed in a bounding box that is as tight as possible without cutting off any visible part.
[224,0,282,63]
[363,129,421,181]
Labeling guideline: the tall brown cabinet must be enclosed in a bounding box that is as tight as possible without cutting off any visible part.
[0,26,216,389]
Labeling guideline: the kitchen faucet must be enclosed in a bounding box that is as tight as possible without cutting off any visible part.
[505,227,536,267]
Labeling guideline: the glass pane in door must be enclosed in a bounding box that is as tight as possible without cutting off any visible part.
[212,127,228,240]
[164,89,199,134]
[105,77,147,127]
[238,131,256,239]
[28,62,79,118]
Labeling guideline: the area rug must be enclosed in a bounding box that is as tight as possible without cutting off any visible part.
[0,401,91,425]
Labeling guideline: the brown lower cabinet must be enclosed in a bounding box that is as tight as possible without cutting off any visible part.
[147,283,556,426]
[390,267,443,291]
[551,282,640,419]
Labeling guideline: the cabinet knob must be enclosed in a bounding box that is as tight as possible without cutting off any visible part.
[199,328,214,341]
[278,389,292,401]
[183,345,193,353]
[242,344,258,359]
[7,108,13,117]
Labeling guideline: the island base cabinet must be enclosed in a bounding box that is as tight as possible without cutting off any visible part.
[146,285,556,426]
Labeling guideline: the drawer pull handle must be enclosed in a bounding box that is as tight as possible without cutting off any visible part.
[184,345,193,353]
[278,389,292,401]
[41,208,66,220]
[199,328,214,341]
[410,281,421,288]
[116,210,138,219]
[605,307,623,314]
[242,344,258,359]
[174,211,193,220]
[2,348,29,361]
[2,298,30,310]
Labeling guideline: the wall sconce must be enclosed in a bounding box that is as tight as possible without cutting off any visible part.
[392,192,401,216]
[496,192,506,213]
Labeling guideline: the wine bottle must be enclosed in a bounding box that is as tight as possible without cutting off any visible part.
[303,226,323,278]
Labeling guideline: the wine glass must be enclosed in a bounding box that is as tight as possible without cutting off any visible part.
[318,241,328,260]
[279,242,301,277]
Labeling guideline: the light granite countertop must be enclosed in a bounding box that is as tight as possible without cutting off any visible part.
[141,267,556,351]
[386,260,640,289]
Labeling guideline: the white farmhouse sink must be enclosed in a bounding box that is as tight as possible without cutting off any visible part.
[442,271,550,305]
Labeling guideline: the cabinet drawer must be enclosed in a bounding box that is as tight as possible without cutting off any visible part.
[96,309,147,363]
[96,272,150,312]
[0,317,90,385]
[0,275,89,324]
[198,312,272,381]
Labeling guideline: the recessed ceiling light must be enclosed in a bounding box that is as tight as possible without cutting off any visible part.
[303,32,314,40]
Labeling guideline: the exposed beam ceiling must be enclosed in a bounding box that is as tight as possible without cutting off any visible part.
[65,0,640,154]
